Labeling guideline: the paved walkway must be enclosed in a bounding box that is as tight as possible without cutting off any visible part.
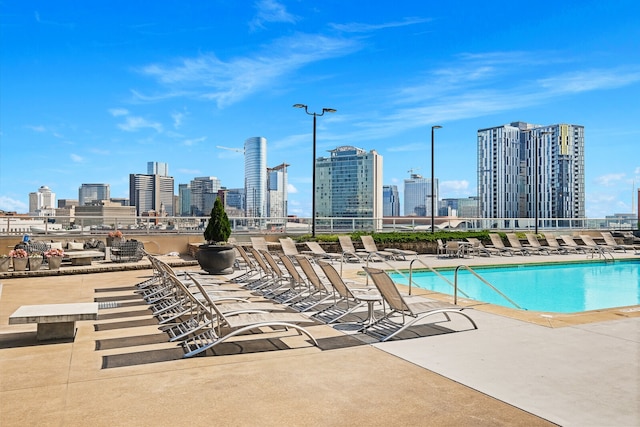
[0,252,638,426]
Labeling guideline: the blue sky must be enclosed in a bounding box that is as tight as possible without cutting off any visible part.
[1,0,639,218]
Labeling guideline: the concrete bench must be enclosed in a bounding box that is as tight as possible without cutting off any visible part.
[64,250,105,266]
[9,303,99,341]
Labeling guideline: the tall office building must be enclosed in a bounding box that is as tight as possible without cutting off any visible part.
[244,137,267,219]
[177,184,191,216]
[29,185,56,216]
[267,163,289,222]
[477,121,585,222]
[404,174,438,217]
[147,162,168,176]
[382,185,400,217]
[189,177,222,216]
[129,174,174,216]
[224,188,245,216]
[79,183,110,206]
[316,146,383,230]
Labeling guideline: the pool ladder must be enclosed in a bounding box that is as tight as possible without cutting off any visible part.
[407,259,523,310]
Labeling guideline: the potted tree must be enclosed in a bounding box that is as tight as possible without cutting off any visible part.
[196,197,235,274]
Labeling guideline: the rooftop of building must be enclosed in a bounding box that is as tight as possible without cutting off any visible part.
[1,251,638,425]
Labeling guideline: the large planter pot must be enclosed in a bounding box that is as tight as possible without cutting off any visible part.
[0,258,10,272]
[107,237,124,247]
[12,257,28,271]
[196,244,236,275]
[48,256,63,270]
[28,257,43,271]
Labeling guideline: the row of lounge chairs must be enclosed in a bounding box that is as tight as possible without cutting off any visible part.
[253,235,418,265]
[232,245,477,341]
[137,243,479,357]
[470,232,639,257]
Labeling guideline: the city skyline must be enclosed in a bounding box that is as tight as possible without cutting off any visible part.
[1,1,639,218]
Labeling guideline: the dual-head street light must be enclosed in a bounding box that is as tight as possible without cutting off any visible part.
[431,125,442,233]
[293,104,337,238]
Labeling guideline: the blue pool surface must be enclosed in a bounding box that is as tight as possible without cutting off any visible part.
[390,260,640,313]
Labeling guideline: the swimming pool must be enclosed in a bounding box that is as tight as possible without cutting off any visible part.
[390,260,640,313]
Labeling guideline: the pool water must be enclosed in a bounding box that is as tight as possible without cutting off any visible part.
[390,261,640,313]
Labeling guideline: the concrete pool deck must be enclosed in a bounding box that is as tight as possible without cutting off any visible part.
[0,251,638,426]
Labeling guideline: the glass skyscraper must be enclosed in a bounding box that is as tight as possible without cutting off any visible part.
[316,146,383,230]
[244,137,267,220]
[404,174,438,217]
[79,183,110,206]
[477,121,585,222]
[383,185,400,216]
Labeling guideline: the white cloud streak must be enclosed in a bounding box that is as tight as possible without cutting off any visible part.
[0,196,28,212]
[137,33,359,108]
[117,116,163,133]
[108,108,129,117]
[330,17,432,33]
[250,0,297,30]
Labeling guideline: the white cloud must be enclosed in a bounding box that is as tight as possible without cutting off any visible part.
[171,111,184,129]
[440,180,471,197]
[538,68,640,94]
[26,125,46,132]
[137,33,359,108]
[70,154,83,162]
[108,108,129,117]
[595,173,625,187]
[182,136,206,146]
[287,183,298,194]
[250,0,297,30]
[0,196,28,212]
[117,116,163,133]
[330,17,431,33]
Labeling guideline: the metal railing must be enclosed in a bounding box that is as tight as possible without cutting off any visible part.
[454,265,522,309]
[0,214,637,236]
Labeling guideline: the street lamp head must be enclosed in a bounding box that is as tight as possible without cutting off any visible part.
[323,108,337,114]
[432,125,443,130]
[292,104,307,109]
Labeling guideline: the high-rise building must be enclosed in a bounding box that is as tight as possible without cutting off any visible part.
[147,162,168,176]
[244,137,267,219]
[382,185,400,217]
[57,199,78,208]
[404,174,438,217]
[440,197,479,217]
[79,183,110,206]
[177,184,191,216]
[267,163,289,222]
[477,121,585,223]
[224,188,245,216]
[29,185,56,216]
[189,177,221,216]
[316,146,383,230]
[129,174,174,216]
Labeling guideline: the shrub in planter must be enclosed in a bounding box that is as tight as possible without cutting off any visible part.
[197,197,235,274]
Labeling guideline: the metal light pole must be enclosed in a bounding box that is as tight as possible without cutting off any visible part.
[431,125,442,233]
[293,104,337,238]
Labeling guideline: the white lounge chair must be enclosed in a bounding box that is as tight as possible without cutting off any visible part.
[506,233,547,255]
[338,236,369,263]
[362,267,477,342]
[360,235,396,261]
[312,261,374,324]
[525,233,565,254]
[600,232,638,252]
[302,241,342,263]
[488,234,518,256]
